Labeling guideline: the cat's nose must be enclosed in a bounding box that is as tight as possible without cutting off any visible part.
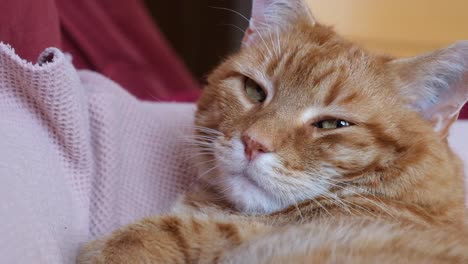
[241,133,271,161]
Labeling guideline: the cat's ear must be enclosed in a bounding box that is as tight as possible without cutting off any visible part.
[391,41,468,137]
[243,0,316,46]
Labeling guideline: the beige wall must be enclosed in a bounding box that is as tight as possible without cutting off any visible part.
[307,0,468,57]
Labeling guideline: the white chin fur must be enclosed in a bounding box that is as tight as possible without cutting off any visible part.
[224,175,284,214]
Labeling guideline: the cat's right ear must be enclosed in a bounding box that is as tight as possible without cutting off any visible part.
[390,41,468,137]
[242,0,316,46]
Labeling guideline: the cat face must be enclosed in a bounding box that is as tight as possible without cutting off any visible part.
[193,0,468,214]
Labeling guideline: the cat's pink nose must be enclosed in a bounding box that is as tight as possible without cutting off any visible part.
[241,133,271,161]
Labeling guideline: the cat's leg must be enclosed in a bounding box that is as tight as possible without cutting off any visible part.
[77,215,269,264]
[220,219,468,264]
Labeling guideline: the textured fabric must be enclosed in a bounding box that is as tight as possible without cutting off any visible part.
[0,44,466,263]
[0,0,201,102]
[0,43,196,263]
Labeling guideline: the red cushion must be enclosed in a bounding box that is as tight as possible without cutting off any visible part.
[1,0,200,102]
[460,105,468,119]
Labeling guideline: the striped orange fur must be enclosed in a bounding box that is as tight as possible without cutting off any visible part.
[78,0,468,263]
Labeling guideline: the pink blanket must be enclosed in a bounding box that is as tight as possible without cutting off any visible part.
[0,44,466,263]
[0,43,196,263]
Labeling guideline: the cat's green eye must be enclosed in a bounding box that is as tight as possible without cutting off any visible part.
[314,119,354,130]
[244,77,266,103]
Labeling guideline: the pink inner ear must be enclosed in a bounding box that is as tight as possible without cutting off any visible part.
[242,0,269,46]
[391,41,468,134]
[422,75,468,136]
[243,0,316,47]
[251,0,268,22]
[242,28,255,45]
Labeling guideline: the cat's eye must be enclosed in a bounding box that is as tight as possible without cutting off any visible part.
[244,77,266,103]
[314,119,354,130]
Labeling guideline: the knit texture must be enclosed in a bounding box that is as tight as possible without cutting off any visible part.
[0,43,196,263]
[0,43,466,264]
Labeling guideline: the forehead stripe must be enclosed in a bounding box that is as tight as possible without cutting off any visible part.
[324,70,346,106]
[312,67,336,87]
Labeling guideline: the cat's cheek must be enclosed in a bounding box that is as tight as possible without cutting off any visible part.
[325,145,380,174]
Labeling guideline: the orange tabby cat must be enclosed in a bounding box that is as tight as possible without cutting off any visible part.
[78,0,468,263]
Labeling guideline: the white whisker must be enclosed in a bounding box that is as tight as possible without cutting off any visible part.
[218,23,246,35]
[209,6,250,24]
[323,177,393,219]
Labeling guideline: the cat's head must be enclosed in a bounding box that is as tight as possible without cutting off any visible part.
[194,0,468,215]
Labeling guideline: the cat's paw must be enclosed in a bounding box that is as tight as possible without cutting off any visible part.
[76,230,152,264]
[76,238,107,264]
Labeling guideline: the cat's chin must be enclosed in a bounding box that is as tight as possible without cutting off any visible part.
[222,174,286,215]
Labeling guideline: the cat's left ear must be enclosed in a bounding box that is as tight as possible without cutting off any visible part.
[391,41,468,137]
[243,0,316,46]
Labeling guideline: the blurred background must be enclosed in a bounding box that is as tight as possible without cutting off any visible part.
[146,0,468,82]
[144,0,251,83]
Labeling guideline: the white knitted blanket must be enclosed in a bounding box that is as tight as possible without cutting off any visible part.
[0,44,196,263]
[0,43,466,264]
